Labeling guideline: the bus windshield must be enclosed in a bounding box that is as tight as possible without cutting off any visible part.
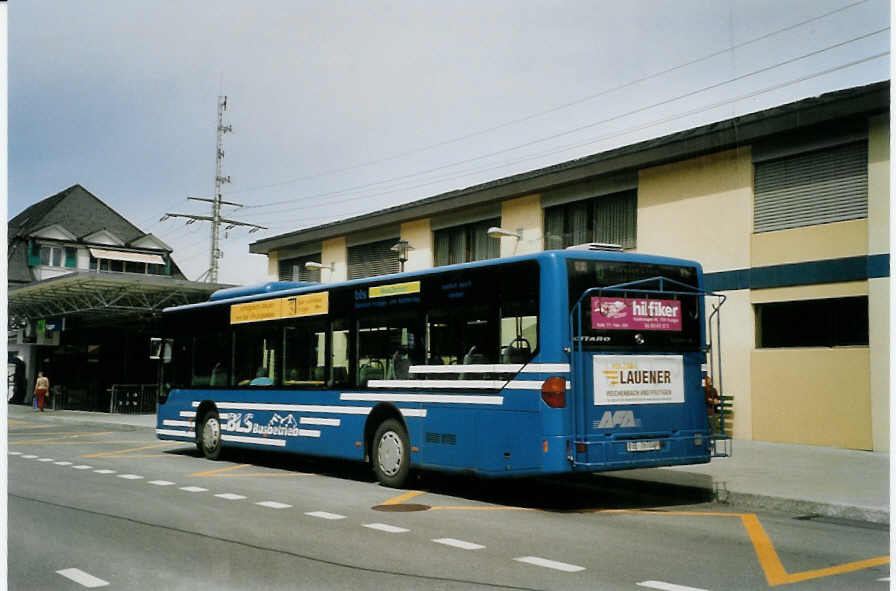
[567,259,701,351]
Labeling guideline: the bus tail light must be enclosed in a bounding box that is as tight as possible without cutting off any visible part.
[541,377,566,408]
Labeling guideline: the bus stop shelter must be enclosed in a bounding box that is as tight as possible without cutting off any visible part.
[8,272,228,411]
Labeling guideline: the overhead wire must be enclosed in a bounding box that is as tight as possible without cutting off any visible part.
[223,0,873,200]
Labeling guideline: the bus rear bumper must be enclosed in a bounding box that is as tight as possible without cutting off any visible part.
[571,432,712,471]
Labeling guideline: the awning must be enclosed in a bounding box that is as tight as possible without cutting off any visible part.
[8,271,231,327]
[88,247,165,265]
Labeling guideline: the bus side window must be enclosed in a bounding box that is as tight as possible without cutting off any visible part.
[233,323,281,387]
[330,319,350,388]
[283,319,327,388]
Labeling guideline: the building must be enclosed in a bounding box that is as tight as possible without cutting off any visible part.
[8,184,227,410]
[249,81,889,452]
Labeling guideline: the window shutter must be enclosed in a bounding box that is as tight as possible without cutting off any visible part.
[754,142,868,233]
[278,253,321,282]
[347,238,400,279]
[64,247,77,268]
[594,190,637,249]
[27,241,41,266]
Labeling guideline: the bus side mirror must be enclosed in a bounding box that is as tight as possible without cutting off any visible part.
[150,338,173,363]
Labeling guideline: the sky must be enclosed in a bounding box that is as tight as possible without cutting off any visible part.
[8,0,890,285]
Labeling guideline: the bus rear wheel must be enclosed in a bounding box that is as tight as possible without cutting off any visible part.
[198,410,224,460]
[372,419,410,488]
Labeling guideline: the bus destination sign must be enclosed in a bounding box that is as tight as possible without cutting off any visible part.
[231,292,328,324]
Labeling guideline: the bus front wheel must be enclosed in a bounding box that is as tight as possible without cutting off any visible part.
[372,419,410,488]
[198,410,224,460]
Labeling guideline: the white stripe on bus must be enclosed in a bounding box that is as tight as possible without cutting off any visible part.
[368,379,508,390]
[340,393,503,405]
[503,380,571,390]
[300,417,340,426]
[162,420,194,427]
[409,363,570,374]
[156,428,195,438]
[179,411,196,418]
[192,401,373,414]
[221,435,287,446]
[399,408,427,417]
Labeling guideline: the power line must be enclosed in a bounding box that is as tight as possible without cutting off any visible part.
[224,0,872,199]
[234,31,889,218]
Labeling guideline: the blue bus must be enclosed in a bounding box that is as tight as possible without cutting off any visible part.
[154,249,727,487]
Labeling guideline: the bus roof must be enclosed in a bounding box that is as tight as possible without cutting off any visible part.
[164,249,703,313]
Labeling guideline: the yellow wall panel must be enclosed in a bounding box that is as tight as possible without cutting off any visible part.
[750,281,867,304]
[751,348,871,449]
[400,218,433,271]
[500,194,543,257]
[867,114,889,255]
[751,219,868,267]
[322,236,347,283]
[638,148,752,272]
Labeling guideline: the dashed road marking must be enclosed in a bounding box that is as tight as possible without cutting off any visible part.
[306,511,346,520]
[54,461,73,466]
[256,501,292,509]
[72,465,93,470]
[37,458,55,462]
[8,451,22,455]
[180,486,208,493]
[117,474,144,480]
[56,568,109,588]
[363,523,410,533]
[214,493,247,500]
[93,469,116,474]
[148,480,175,486]
[21,454,37,459]
[432,538,485,550]
[637,581,709,591]
[514,556,585,572]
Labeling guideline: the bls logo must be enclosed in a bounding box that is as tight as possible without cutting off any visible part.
[597,410,638,428]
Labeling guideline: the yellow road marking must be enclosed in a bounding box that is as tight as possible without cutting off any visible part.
[603,509,888,586]
[11,431,119,445]
[381,490,426,505]
[189,464,253,477]
[82,443,180,458]
[430,506,532,511]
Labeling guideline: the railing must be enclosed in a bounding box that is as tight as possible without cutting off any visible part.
[108,384,157,414]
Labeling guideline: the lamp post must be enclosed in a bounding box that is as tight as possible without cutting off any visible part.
[390,240,412,272]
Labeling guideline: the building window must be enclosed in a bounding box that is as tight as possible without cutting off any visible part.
[754,142,868,233]
[278,253,322,282]
[39,245,63,266]
[433,218,499,266]
[755,296,868,348]
[544,190,636,250]
[347,238,400,280]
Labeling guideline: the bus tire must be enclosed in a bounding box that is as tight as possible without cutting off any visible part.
[372,418,410,488]
[198,410,224,460]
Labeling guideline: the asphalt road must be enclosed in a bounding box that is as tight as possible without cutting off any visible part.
[8,408,890,590]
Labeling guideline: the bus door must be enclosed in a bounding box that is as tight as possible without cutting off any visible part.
[568,277,718,469]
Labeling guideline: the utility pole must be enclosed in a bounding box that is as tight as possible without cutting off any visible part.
[161,96,265,283]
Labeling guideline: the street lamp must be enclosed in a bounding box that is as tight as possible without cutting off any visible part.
[486,226,521,239]
[390,240,413,272]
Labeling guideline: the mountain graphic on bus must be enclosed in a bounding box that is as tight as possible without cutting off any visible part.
[269,413,298,428]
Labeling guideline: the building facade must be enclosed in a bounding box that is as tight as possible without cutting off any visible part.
[250,82,890,451]
[8,184,225,410]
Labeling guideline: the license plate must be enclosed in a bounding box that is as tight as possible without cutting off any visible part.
[626,440,661,452]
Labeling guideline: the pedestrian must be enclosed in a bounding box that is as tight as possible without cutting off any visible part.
[34,371,49,412]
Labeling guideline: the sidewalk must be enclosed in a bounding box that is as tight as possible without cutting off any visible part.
[9,406,890,523]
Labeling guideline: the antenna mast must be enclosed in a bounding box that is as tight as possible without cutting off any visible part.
[161,96,266,283]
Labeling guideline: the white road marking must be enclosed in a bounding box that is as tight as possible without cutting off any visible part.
[432,538,485,550]
[93,469,116,474]
[180,486,208,493]
[305,511,346,520]
[56,568,109,588]
[877,578,890,582]
[256,501,292,509]
[514,556,586,572]
[637,581,709,591]
[148,480,175,486]
[54,461,73,466]
[363,523,409,533]
[37,458,55,462]
[8,451,22,455]
[21,454,37,459]
[72,465,93,470]
[117,474,143,480]
[214,493,247,500]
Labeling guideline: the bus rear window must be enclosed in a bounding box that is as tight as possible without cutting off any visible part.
[567,260,701,351]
